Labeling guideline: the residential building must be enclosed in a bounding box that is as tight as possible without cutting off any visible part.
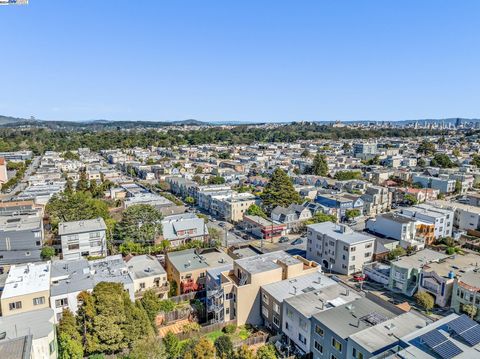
[0,215,44,272]
[419,253,480,307]
[283,283,361,355]
[210,251,319,326]
[412,173,456,194]
[361,186,391,216]
[58,218,107,260]
[241,215,287,241]
[1,262,51,316]
[161,213,209,247]
[353,143,377,159]
[434,200,480,233]
[0,308,57,359]
[315,193,364,221]
[166,248,233,295]
[388,249,448,296]
[271,204,312,232]
[306,222,375,275]
[401,204,454,240]
[451,268,480,320]
[0,157,7,187]
[261,271,335,333]
[310,297,397,359]
[125,254,169,299]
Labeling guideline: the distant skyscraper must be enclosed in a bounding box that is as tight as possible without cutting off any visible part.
[455,118,462,128]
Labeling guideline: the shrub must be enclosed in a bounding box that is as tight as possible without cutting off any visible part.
[223,324,236,334]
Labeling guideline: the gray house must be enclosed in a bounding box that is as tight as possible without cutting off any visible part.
[59,218,107,260]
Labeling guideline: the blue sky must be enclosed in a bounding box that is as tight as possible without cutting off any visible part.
[1,1,479,123]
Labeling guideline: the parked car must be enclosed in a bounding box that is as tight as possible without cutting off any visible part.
[353,273,367,282]
[279,236,289,243]
[291,238,304,246]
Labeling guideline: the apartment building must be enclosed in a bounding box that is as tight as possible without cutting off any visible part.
[59,217,107,260]
[310,298,398,359]
[361,185,391,216]
[166,248,233,295]
[0,308,58,359]
[306,222,375,275]
[210,192,257,222]
[125,254,169,299]
[282,283,361,355]
[401,203,454,240]
[412,173,456,194]
[261,271,335,333]
[451,268,480,320]
[161,213,209,247]
[353,143,377,159]
[241,214,287,241]
[388,249,448,297]
[209,251,319,326]
[0,214,44,272]
[366,212,425,249]
[419,253,480,307]
[1,262,51,316]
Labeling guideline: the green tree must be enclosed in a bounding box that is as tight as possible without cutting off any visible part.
[115,204,163,244]
[214,335,234,359]
[417,158,426,168]
[76,168,89,192]
[168,281,178,297]
[300,149,310,157]
[305,212,337,225]
[163,331,181,359]
[417,140,436,156]
[342,143,351,152]
[184,338,215,359]
[139,289,162,325]
[40,246,55,260]
[129,336,166,359]
[462,303,478,319]
[58,332,84,359]
[65,177,74,194]
[234,344,255,359]
[246,204,267,219]
[334,170,362,181]
[415,291,434,313]
[208,176,226,185]
[430,153,455,168]
[185,196,195,205]
[471,154,480,167]
[403,194,418,205]
[261,168,302,211]
[454,180,462,194]
[345,209,361,219]
[255,344,278,359]
[311,153,328,176]
[387,246,406,260]
[63,151,80,161]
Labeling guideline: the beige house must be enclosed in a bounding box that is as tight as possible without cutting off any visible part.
[166,248,233,295]
[126,254,169,299]
[0,262,51,316]
[211,251,319,326]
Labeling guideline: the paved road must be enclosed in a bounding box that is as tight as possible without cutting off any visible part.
[0,156,40,201]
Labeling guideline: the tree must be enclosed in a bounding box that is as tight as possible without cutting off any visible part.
[417,158,426,168]
[63,151,80,161]
[471,154,480,167]
[214,335,234,359]
[334,170,362,181]
[261,168,302,211]
[129,335,165,359]
[300,149,310,157]
[115,204,163,244]
[454,180,462,194]
[218,152,231,159]
[184,338,215,359]
[158,299,176,313]
[345,209,361,220]
[41,246,55,260]
[342,143,351,152]
[453,148,461,157]
[58,332,84,359]
[403,194,418,205]
[185,196,195,205]
[462,304,478,319]
[430,153,455,168]
[76,168,89,192]
[234,345,255,359]
[246,204,267,219]
[415,291,434,313]
[139,289,162,325]
[305,212,337,225]
[311,153,328,176]
[168,281,178,297]
[256,344,278,359]
[417,140,436,156]
[163,331,181,359]
[65,177,74,194]
[208,176,225,185]
[195,166,204,174]
[387,246,406,260]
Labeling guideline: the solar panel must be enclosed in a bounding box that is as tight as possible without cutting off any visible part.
[420,329,448,348]
[459,325,480,346]
[431,341,463,359]
[448,314,477,335]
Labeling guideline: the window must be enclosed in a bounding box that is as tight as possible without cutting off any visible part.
[68,244,80,251]
[314,341,323,353]
[55,298,69,308]
[351,246,356,252]
[262,293,269,304]
[353,348,364,359]
[225,292,234,300]
[298,333,307,345]
[351,256,356,261]
[315,325,324,337]
[365,243,372,248]
[365,252,371,258]
[140,282,146,289]
[330,355,337,359]
[332,338,342,352]
[273,302,280,314]
[273,316,280,327]
[33,296,45,306]
[262,306,268,317]
[8,301,22,310]
[286,308,293,318]
[36,241,41,246]
[343,245,349,251]
[90,231,101,239]
[299,319,307,330]
[226,308,230,315]
[49,340,56,354]
[285,321,289,330]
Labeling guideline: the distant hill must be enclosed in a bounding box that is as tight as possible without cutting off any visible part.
[0,115,38,126]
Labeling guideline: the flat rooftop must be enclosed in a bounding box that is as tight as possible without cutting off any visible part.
[0,215,42,232]
[422,253,480,278]
[235,250,300,274]
[0,308,54,341]
[167,248,233,273]
[307,222,375,245]
[262,270,336,302]
[58,217,106,235]
[2,262,51,299]
[126,254,166,280]
[390,249,449,269]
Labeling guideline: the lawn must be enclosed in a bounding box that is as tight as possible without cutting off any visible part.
[203,325,252,343]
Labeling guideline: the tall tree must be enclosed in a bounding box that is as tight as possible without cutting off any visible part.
[416,140,436,156]
[246,204,267,218]
[114,204,163,244]
[214,335,234,359]
[261,168,302,211]
[76,168,89,192]
[311,153,328,176]
[163,331,181,359]
[256,344,278,359]
[184,338,215,359]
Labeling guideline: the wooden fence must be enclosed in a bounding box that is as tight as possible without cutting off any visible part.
[169,290,206,304]
[232,333,269,348]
